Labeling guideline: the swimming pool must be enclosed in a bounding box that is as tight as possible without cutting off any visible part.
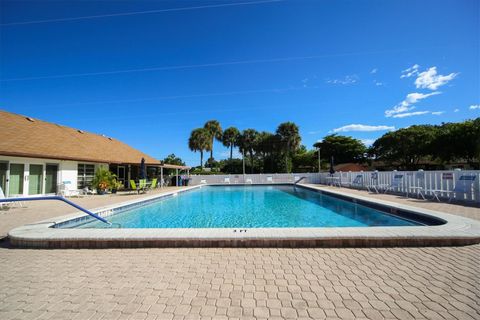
[77,185,421,229]
[10,184,480,248]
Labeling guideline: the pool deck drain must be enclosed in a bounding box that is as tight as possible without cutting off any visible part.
[8,184,480,248]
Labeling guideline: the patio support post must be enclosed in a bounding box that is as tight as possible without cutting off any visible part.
[160,167,163,189]
[176,168,179,186]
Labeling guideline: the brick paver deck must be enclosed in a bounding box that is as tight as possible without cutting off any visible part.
[1,186,479,320]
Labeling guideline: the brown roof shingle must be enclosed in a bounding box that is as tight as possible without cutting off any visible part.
[0,110,160,165]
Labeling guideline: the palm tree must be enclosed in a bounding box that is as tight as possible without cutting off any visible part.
[238,129,258,173]
[254,131,275,172]
[222,127,240,160]
[276,122,301,173]
[204,120,223,163]
[188,128,211,168]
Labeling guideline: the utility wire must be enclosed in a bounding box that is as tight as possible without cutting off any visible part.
[0,48,426,82]
[0,0,283,26]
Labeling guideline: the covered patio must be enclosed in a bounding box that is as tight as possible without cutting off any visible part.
[109,162,191,188]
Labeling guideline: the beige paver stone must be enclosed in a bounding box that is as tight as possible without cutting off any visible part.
[1,187,479,320]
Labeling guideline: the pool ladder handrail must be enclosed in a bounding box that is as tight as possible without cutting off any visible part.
[294,176,307,185]
[0,196,112,225]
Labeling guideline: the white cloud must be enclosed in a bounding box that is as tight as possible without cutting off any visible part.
[400,64,420,78]
[470,104,480,110]
[415,67,458,90]
[385,91,440,117]
[374,80,383,86]
[392,111,430,118]
[431,111,445,115]
[454,108,460,112]
[370,68,378,74]
[360,139,375,146]
[331,124,395,133]
[326,75,358,85]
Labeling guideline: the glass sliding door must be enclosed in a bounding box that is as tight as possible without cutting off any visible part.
[0,162,7,195]
[9,163,24,196]
[28,164,43,195]
[45,164,58,194]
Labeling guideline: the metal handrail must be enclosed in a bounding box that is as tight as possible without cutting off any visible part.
[0,196,111,225]
[294,176,307,184]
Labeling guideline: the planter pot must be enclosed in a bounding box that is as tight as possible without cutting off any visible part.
[97,189,107,195]
[111,189,117,194]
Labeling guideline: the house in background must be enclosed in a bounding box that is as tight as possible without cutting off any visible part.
[0,110,171,197]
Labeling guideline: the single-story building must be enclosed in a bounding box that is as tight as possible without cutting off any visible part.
[0,110,189,197]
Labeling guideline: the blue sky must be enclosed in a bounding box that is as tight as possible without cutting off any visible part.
[1,0,479,166]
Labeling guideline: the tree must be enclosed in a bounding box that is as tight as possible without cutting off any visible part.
[276,122,301,173]
[188,128,211,168]
[204,120,223,162]
[371,125,436,169]
[238,129,258,173]
[432,118,480,168]
[222,127,240,160]
[314,134,367,165]
[163,154,185,166]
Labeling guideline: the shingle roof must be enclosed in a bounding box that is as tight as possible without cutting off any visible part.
[0,110,160,165]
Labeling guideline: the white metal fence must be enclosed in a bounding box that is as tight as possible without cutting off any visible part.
[189,170,480,203]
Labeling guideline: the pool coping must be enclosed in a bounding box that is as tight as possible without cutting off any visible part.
[8,184,480,248]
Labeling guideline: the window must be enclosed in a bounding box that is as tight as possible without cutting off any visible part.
[78,164,95,188]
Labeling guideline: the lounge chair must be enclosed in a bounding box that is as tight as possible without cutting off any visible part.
[200,179,207,185]
[266,176,273,183]
[58,182,81,197]
[224,177,231,184]
[342,175,364,189]
[0,186,21,210]
[381,174,404,194]
[245,178,253,184]
[430,174,477,202]
[366,172,381,193]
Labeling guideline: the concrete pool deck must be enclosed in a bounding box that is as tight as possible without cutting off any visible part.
[6,184,480,248]
[1,185,479,319]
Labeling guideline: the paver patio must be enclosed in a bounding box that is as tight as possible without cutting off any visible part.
[0,186,479,320]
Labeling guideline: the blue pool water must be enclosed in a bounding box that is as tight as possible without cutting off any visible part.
[79,186,420,228]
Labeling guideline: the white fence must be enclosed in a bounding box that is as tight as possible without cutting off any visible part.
[189,170,480,203]
[189,173,322,185]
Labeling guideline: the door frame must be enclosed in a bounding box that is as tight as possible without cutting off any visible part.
[0,160,9,196]
[45,163,59,195]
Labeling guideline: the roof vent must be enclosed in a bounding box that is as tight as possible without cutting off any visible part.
[108,137,113,141]
[77,130,84,134]
[26,117,35,122]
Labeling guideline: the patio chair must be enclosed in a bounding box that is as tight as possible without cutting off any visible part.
[245,178,253,184]
[130,180,140,194]
[430,174,477,202]
[139,179,147,192]
[224,177,231,184]
[200,179,207,184]
[266,176,273,183]
[81,186,96,196]
[150,178,158,189]
[342,175,364,189]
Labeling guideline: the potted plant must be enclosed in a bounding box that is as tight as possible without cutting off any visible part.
[111,180,124,194]
[91,167,116,195]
